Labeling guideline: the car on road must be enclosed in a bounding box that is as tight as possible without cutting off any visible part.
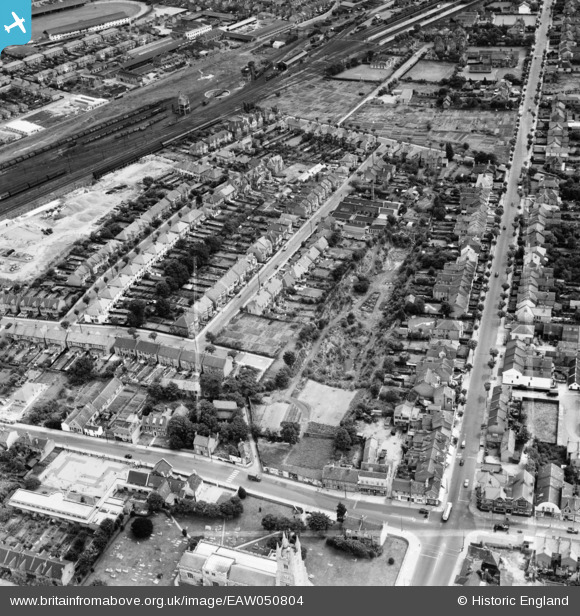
[503,225,506,230]
[495,272,499,277]
[567,528,579,534]
[461,440,466,449]
[124,454,132,459]
[494,524,509,532]
[419,508,429,515]
[463,479,469,488]
[459,458,465,466]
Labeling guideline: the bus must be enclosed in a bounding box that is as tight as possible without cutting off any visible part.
[442,502,452,522]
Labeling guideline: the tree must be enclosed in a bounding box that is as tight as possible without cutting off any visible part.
[307,512,332,532]
[23,476,41,491]
[167,415,195,450]
[131,517,154,539]
[445,142,454,161]
[280,422,300,444]
[440,301,452,317]
[200,373,222,399]
[275,368,291,389]
[380,389,400,404]
[490,348,499,357]
[127,300,146,328]
[68,356,95,386]
[334,427,352,451]
[336,502,347,523]
[238,486,247,500]
[147,492,165,513]
[467,339,478,350]
[283,351,296,367]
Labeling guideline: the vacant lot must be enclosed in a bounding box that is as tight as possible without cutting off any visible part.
[285,437,335,470]
[216,314,298,357]
[300,535,407,586]
[257,436,334,478]
[297,380,357,426]
[404,60,456,82]
[253,400,297,432]
[263,78,374,123]
[335,65,394,83]
[523,399,559,444]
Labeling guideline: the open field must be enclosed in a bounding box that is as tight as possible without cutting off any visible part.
[334,65,394,82]
[404,60,456,82]
[349,103,516,161]
[297,380,357,426]
[523,399,559,444]
[300,535,407,586]
[262,78,374,123]
[32,1,145,38]
[216,314,299,357]
[0,156,174,282]
[285,437,335,470]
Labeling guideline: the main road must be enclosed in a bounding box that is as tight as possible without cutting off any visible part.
[411,0,553,585]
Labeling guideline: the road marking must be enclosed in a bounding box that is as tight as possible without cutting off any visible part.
[421,553,438,559]
[225,470,240,484]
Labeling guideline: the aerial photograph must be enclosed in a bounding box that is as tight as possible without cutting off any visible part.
[0,0,577,592]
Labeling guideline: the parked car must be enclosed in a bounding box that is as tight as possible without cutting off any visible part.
[494,524,509,532]
[459,459,465,466]
[418,508,429,515]
[461,440,466,449]
[124,454,132,459]
[463,479,469,488]
[567,527,579,535]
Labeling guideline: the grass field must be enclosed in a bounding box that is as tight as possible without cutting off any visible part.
[523,399,559,444]
[285,437,335,470]
[404,60,456,82]
[300,535,407,586]
[32,1,144,38]
[334,65,393,83]
[297,380,357,426]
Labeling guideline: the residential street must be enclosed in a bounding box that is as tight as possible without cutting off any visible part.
[410,0,554,585]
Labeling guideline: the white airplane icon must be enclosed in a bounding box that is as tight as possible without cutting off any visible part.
[4,12,26,34]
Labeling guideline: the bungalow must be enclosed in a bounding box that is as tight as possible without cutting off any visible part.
[431,319,464,340]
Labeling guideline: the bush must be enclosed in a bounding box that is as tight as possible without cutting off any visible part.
[131,517,154,539]
[326,536,381,559]
[388,557,395,565]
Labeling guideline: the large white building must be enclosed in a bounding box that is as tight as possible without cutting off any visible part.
[184,22,212,40]
[178,534,312,586]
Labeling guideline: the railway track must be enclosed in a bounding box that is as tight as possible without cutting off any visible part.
[0,0,481,218]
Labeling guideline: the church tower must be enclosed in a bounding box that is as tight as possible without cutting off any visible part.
[275,533,312,586]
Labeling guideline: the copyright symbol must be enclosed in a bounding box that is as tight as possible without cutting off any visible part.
[458,597,467,606]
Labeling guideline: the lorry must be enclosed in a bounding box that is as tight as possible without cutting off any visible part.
[248,472,262,482]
